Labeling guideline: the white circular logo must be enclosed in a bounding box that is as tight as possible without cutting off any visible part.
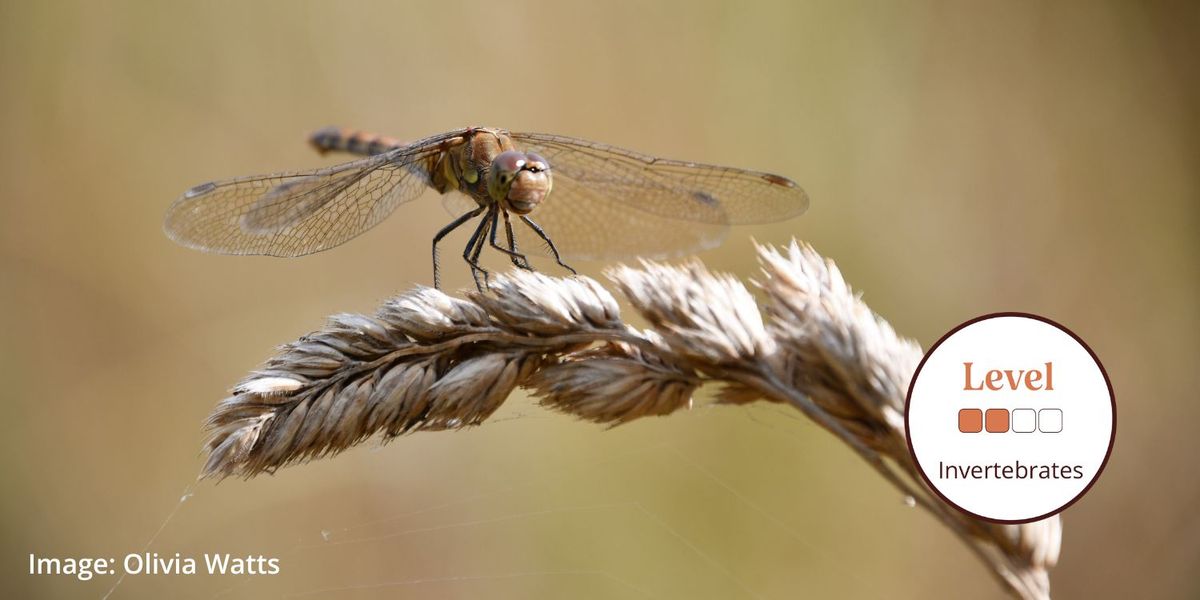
[906,313,1115,523]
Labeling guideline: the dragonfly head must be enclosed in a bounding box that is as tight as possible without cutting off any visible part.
[487,151,552,215]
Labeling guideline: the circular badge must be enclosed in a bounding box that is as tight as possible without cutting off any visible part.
[905,313,1115,523]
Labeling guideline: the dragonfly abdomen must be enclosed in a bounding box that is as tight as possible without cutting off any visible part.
[309,126,404,157]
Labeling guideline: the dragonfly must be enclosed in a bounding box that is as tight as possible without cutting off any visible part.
[164,126,810,290]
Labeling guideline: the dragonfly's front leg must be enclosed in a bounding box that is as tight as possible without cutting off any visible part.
[464,208,493,291]
[520,215,577,276]
[489,209,532,270]
[433,206,484,289]
[504,210,532,270]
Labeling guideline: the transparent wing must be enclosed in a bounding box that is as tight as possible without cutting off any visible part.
[496,132,807,259]
[440,184,727,261]
[511,132,809,225]
[165,133,461,257]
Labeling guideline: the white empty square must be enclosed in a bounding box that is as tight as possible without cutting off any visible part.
[1039,409,1063,433]
[1012,409,1036,433]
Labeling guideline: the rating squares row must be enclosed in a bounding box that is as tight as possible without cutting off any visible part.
[958,408,1062,433]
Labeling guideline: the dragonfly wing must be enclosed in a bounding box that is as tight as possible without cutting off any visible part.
[510,132,809,226]
[164,146,442,257]
[441,192,479,219]
[515,173,729,260]
[440,179,725,260]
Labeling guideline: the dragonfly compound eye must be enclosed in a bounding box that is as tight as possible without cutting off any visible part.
[487,151,523,193]
[524,152,548,171]
[491,151,525,179]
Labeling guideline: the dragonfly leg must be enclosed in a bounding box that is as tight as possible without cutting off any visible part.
[473,218,494,290]
[520,215,577,275]
[464,208,493,291]
[504,210,532,270]
[489,210,532,270]
[432,206,485,289]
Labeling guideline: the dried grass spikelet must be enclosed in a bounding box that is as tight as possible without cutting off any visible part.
[200,239,1058,600]
[529,337,700,425]
[470,270,621,335]
[756,243,918,453]
[376,287,491,341]
[610,261,773,365]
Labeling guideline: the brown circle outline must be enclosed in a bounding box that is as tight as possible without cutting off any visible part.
[903,312,1117,524]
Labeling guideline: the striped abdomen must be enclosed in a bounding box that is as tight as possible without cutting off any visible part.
[308,126,405,156]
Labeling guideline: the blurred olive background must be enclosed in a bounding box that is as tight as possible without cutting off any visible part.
[2,1,1197,598]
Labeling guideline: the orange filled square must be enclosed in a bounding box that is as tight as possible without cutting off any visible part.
[958,409,983,433]
[985,408,1010,433]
